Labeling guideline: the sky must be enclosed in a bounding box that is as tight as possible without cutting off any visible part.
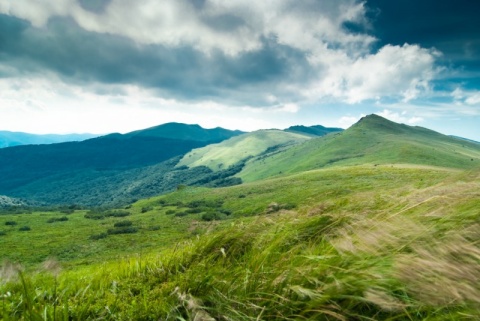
[0,0,479,140]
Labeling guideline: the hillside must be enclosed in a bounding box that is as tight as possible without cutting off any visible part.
[0,131,98,148]
[285,124,343,136]
[0,123,242,206]
[238,114,480,182]
[124,122,244,141]
[177,129,311,171]
[1,165,479,319]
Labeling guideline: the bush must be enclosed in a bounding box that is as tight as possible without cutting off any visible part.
[107,226,138,235]
[201,212,224,221]
[141,206,153,213]
[0,230,6,236]
[47,216,69,223]
[85,210,130,220]
[5,221,17,226]
[114,220,133,228]
[109,211,130,218]
[90,233,108,240]
[166,209,176,215]
[175,211,188,217]
[19,226,31,231]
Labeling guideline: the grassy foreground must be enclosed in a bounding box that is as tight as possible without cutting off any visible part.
[1,165,480,320]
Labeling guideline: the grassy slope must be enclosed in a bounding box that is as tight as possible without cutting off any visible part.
[2,165,480,319]
[177,129,311,171]
[239,114,480,182]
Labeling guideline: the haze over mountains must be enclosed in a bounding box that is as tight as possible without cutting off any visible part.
[0,115,478,207]
[0,131,98,148]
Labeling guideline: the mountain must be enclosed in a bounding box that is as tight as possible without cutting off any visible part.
[0,123,243,206]
[123,122,244,141]
[237,114,480,182]
[284,124,343,136]
[177,129,311,171]
[0,131,98,148]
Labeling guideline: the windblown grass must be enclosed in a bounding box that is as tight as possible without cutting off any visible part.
[1,166,479,320]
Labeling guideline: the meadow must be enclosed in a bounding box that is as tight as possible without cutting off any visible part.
[1,164,479,320]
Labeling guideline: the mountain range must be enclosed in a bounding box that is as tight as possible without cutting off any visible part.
[0,115,478,207]
[0,131,98,148]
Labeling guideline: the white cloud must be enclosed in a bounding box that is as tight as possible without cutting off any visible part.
[456,89,480,106]
[308,44,439,103]
[378,109,423,124]
[0,75,302,134]
[338,115,363,127]
[0,0,372,56]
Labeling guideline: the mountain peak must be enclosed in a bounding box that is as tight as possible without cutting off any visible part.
[124,122,244,142]
[352,114,411,134]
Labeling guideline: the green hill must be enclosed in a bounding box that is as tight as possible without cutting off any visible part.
[177,129,311,171]
[285,124,343,137]
[0,123,242,206]
[1,115,480,319]
[238,114,480,182]
[123,122,244,141]
[1,165,479,320]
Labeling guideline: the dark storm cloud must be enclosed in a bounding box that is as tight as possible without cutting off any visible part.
[365,0,480,70]
[0,14,312,105]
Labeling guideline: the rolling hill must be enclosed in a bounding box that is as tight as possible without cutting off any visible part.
[0,123,243,206]
[285,124,343,137]
[0,131,98,148]
[176,125,343,171]
[238,114,480,182]
[1,115,480,320]
[176,129,312,171]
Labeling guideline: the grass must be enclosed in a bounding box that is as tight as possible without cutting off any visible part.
[238,115,480,182]
[177,129,311,171]
[1,165,479,319]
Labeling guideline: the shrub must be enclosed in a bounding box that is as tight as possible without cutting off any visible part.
[0,230,6,236]
[114,220,133,228]
[201,212,224,221]
[109,211,130,218]
[141,206,153,213]
[166,209,176,215]
[85,210,130,220]
[47,216,69,223]
[107,226,138,235]
[5,221,17,226]
[89,233,108,240]
[175,211,188,217]
[19,226,31,231]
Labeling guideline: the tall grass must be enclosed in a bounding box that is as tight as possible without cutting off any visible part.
[1,167,479,320]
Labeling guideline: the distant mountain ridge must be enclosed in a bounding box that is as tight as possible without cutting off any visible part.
[285,124,343,137]
[0,131,98,148]
[237,114,480,182]
[1,116,478,207]
[0,122,243,206]
[123,122,244,141]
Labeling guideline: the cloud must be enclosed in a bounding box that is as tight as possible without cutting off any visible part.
[0,0,371,55]
[0,1,440,108]
[307,44,439,103]
[452,88,480,106]
[378,109,423,124]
